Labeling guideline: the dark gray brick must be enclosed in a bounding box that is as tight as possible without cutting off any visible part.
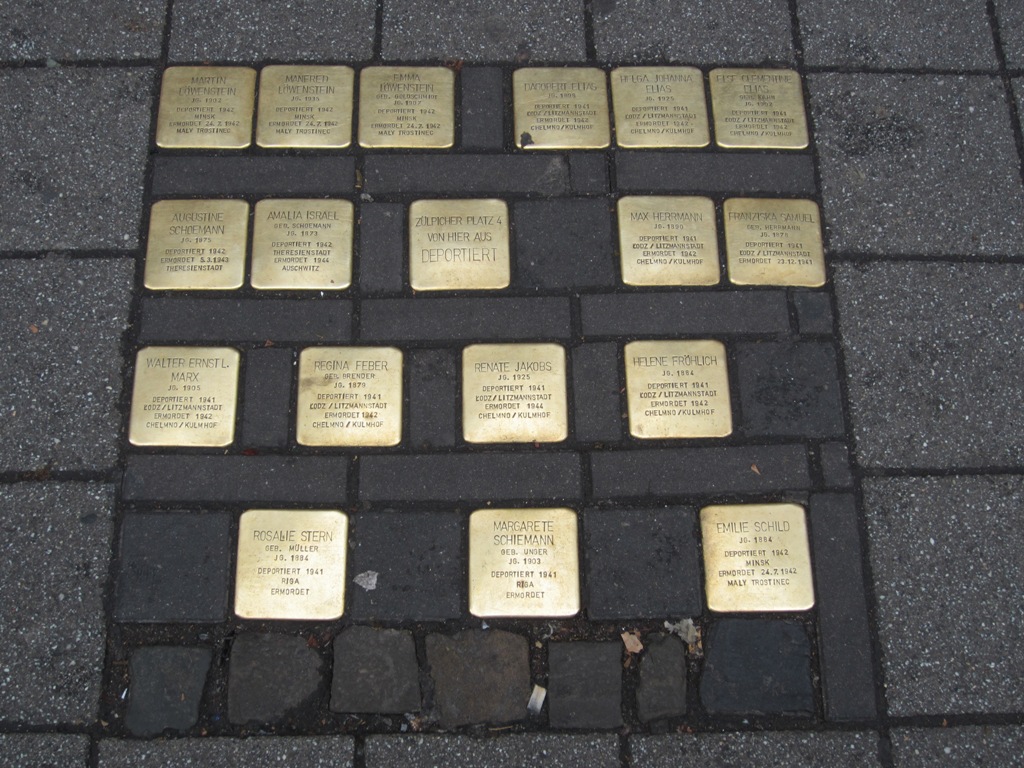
[631,732,881,768]
[637,635,687,723]
[361,297,571,343]
[228,634,323,725]
[514,200,616,290]
[568,153,609,194]
[364,734,620,768]
[0,734,90,768]
[819,442,854,489]
[126,647,212,737]
[581,292,789,337]
[572,343,622,444]
[891,726,1024,767]
[548,642,622,729]
[241,348,293,449]
[461,67,505,151]
[359,203,405,294]
[331,627,420,714]
[999,1,1024,68]
[99,737,353,767]
[408,349,457,449]
[793,290,834,336]
[363,155,573,196]
[616,152,815,196]
[151,157,356,197]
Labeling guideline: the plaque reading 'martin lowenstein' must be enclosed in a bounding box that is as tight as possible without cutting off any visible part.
[358,66,454,149]
[611,66,709,148]
[469,508,580,618]
[256,65,354,148]
[145,199,249,290]
[156,66,256,149]
[700,503,814,612]
[724,198,825,287]
[251,199,353,290]
[297,347,402,446]
[618,197,719,286]
[710,68,808,149]
[235,509,348,620]
[128,346,240,447]
[409,199,510,290]
[513,67,610,149]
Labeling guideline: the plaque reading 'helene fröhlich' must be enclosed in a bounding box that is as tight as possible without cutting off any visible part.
[710,68,808,150]
[251,199,353,290]
[618,197,719,286]
[513,67,610,149]
[724,198,825,287]
[156,66,256,149]
[256,65,354,148]
[409,199,510,291]
[145,200,249,290]
[611,66,709,148]
[358,66,454,149]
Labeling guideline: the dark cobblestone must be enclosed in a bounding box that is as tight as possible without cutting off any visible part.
[126,646,212,736]
[331,627,420,714]
[792,291,835,336]
[513,200,616,290]
[358,203,405,294]
[363,155,574,196]
[581,292,790,337]
[228,633,323,725]
[151,157,356,197]
[360,297,571,342]
[637,635,687,723]
[572,343,622,444]
[240,348,294,449]
[547,642,622,729]
[461,67,505,151]
[615,152,815,196]
[407,349,458,449]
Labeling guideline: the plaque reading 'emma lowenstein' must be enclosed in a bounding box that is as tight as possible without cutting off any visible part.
[513,67,610,149]
[251,199,353,290]
[128,346,240,447]
[156,66,256,149]
[724,198,825,287]
[358,66,454,149]
[409,199,510,290]
[611,66,709,148]
[709,68,808,149]
[145,199,249,290]
[618,196,719,286]
[256,65,354,148]
[469,508,580,618]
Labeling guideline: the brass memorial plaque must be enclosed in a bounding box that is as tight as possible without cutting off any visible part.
[235,509,348,620]
[469,508,580,618]
[513,67,610,150]
[700,504,814,612]
[710,68,808,149]
[409,199,510,291]
[297,347,403,447]
[618,196,719,286]
[156,66,256,149]
[358,66,454,149]
[128,346,240,447]
[625,340,732,438]
[251,199,353,290]
[724,198,825,287]
[144,199,249,291]
[462,344,568,444]
[256,65,354,149]
[611,66,709,148]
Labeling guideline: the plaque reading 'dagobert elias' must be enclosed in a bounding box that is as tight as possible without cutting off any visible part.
[611,66,709,148]
[256,65,354,148]
[709,68,808,150]
[128,346,240,447]
[513,67,610,149]
[618,196,719,286]
[625,340,732,438]
[251,199,353,290]
[700,503,814,612]
[358,66,454,149]
[297,347,402,447]
[145,199,249,290]
[409,199,510,291]
[469,508,580,618]
[724,198,825,287]
[235,509,348,620]
[463,344,568,444]
[156,66,256,149]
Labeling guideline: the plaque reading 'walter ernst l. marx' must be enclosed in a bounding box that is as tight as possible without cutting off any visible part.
[409,199,510,290]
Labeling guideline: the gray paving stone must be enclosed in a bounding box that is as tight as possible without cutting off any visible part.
[331,627,420,714]
[833,262,1024,469]
[572,343,622,444]
[630,731,881,768]
[636,634,687,723]
[809,74,1024,257]
[997,1,1024,68]
[151,157,356,197]
[99,737,354,767]
[0,482,112,723]
[0,68,153,250]
[407,349,458,449]
[241,347,293,449]
[819,442,854,489]
[363,156,588,197]
[891,726,1024,767]
[461,67,505,151]
[0,257,133,472]
[0,733,90,768]
[615,152,816,196]
[581,292,790,337]
[364,734,620,768]
[360,297,572,342]
[138,298,352,343]
[864,475,1024,716]
[548,642,622,729]
[126,646,212,736]
[792,291,834,336]
[228,633,324,725]
[514,199,616,290]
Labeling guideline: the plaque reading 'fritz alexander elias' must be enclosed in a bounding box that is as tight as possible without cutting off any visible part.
[469,508,580,618]
[513,67,610,149]
[710,68,808,149]
[700,503,814,612]
[358,66,454,149]
[409,199,510,290]
[235,509,348,620]
[724,198,825,287]
[156,66,256,149]
[256,65,354,148]
[463,344,568,443]
[297,347,402,447]
[625,340,732,438]
[618,196,719,286]
[251,199,353,290]
[129,346,240,447]
[145,200,249,290]
[611,66,709,148]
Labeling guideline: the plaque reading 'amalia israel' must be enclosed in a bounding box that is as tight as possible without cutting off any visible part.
[513,67,610,149]
[618,196,719,286]
[409,199,510,291]
[251,199,353,290]
[710,68,808,149]
[145,199,249,290]
[724,198,825,287]
[358,66,454,149]
[256,65,354,149]
[611,66,709,148]
[156,66,256,149]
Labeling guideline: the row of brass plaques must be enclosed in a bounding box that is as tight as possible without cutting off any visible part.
[156,65,807,150]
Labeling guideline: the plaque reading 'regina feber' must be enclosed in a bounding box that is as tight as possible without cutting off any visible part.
[611,66,709,148]
[409,199,510,291]
[251,199,353,290]
[724,198,825,287]
[617,196,720,286]
[156,66,256,149]
[145,199,249,290]
[513,67,610,149]
[710,68,808,150]
[256,65,354,149]
[358,66,454,149]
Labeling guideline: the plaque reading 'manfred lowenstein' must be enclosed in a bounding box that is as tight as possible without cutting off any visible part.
[710,68,808,150]
[145,199,249,290]
[513,67,610,149]
[700,503,814,612]
[256,65,354,149]
[235,509,348,620]
[129,346,240,447]
[409,199,509,291]
[297,347,402,447]
[358,66,454,149]
[611,66,709,148]
[156,66,256,149]
[469,508,580,618]
[724,198,825,287]
[618,197,719,286]
[251,199,353,290]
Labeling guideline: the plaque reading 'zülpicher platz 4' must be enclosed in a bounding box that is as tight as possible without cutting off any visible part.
[469,508,580,618]
[724,198,825,287]
[611,66,710,148]
[409,199,510,291]
[256,65,354,149]
[709,68,808,150]
[156,66,256,149]
[513,67,610,150]
[145,199,249,290]
[358,66,454,149]
[618,196,720,286]
[251,199,354,290]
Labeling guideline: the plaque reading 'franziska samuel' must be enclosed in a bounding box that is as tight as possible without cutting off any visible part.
[723,198,825,287]
[513,67,610,149]
[145,199,249,290]
[358,66,454,149]
[409,199,510,290]
[256,65,354,149]
[709,68,808,149]
[618,196,719,286]
[611,66,709,148]
[251,199,353,290]
[156,66,256,149]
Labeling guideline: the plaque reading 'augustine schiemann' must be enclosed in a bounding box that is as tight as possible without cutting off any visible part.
[256,65,354,149]
[156,66,256,149]
[145,199,249,290]
[724,198,825,287]
[409,199,510,290]
[710,68,808,149]
[618,196,720,286]
[513,67,610,149]
[358,66,454,149]
[251,199,353,290]
[611,66,710,148]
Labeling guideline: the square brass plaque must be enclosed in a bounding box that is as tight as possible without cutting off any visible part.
[409,199,510,291]
[251,199,353,290]
[156,66,256,149]
[235,508,348,620]
[144,199,249,291]
[358,66,454,149]
[611,66,709,148]
[297,347,403,447]
[513,67,610,150]
[462,344,568,444]
[256,65,354,149]
[625,340,732,438]
[618,196,720,286]
[700,503,814,612]
[128,346,240,447]
[468,508,580,618]
[724,198,825,287]
[710,68,808,149]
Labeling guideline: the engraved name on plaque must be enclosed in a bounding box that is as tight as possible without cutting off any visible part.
[409,199,510,291]
[256,65,354,149]
[128,346,240,447]
[251,199,353,290]
[235,509,348,620]
[611,66,709,148]
[701,503,815,612]
[710,68,808,150]
[145,199,249,291]
[513,67,610,150]
[297,347,403,447]
[358,66,454,149]
[469,508,580,618]
[618,196,719,286]
[724,198,825,287]
[156,66,256,149]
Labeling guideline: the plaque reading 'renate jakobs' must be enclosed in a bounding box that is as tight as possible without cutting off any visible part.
[409,199,510,290]
[156,66,256,149]
[358,66,454,149]
[700,503,814,612]
[256,65,354,149]
[611,66,709,148]
[297,347,402,446]
[710,68,808,149]
[145,199,249,290]
[251,199,353,290]
[724,198,825,287]
[469,508,580,618]
[618,197,719,286]
[513,67,610,149]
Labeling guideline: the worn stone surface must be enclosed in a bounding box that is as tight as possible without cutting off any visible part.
[997,1,1024,68]
[0,734,90,767]
[126,646,212,736]
[631,731,881,767]
[331,627,420,714]
[363,734,620,768]
[547,642,622,729]
[99,737,354,767]
[637,635,687,723]
[228,634,324,725]
[890,726,1024,767]
[513,200,616,290]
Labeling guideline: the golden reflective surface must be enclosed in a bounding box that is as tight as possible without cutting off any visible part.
[145,199,249,291]
[256,65,354,148]
[724,198,825,287]
[156,66,256,149]
[251,199,353,290]
[710,68,808,149]
[513,67,610,149]
[618,196,719,286]
[409,199,510,291]
[611,66,709,148]
[358,66,454,148]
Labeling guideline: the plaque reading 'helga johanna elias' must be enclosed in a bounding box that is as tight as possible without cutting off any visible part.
[156,66,256,149]
[618,196,719,286]
[724,198,825,287]
[145,199,249,290]
[358,66,454,149]
[710,68,808,149]
[251,199,353,290]
[256,65,353,148]
[611,66,709,148]
[513,67,610,149]
[409,199,510,291]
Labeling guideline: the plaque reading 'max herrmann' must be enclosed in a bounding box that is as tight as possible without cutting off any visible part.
[724,198,825,287]
[618,196,719,286]
[409,199,510,291]
[256,65,354,148]
[156,66,256,149]
[469,508,580,618]
[513,67,610,149]
[145,199,249,290]
[710,68,808,150]
[251,199,353,290]
[611,66,709,148]
[358,66,454,149]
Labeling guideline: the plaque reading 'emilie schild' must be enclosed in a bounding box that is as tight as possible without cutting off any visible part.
[256,65,354,149]
[145,199,249,290]
[618,196,719,286]
[724,198,825,287]
[358,66,454,149]
[513,67,610,149]
[710,68,808,149]
[611,66,709,148]
[156,66,256,149]
[251,199,353,290]
[409,199,510,290]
